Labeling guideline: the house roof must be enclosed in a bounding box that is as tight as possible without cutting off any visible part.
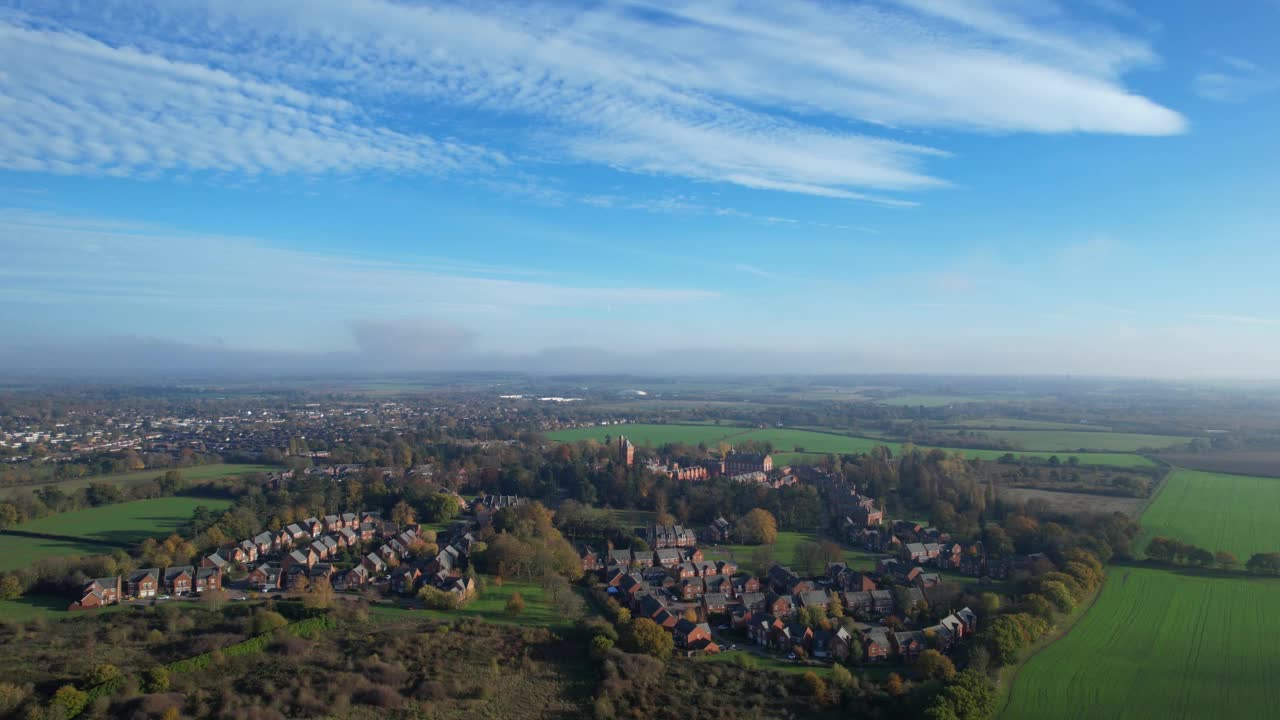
[128,568,159,582]
[164,566,194,581]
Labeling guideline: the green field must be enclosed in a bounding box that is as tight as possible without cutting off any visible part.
[1002,566,1280,719]
[550,424,1155,468]
[11,463,276,494]
[975,430,1194,452]
[370,579,575,628]
[1138,469,1280,560]
[878,394,1030,407]
[548,424,750,447]
[0,496,233,571]
[954,419,1112,431]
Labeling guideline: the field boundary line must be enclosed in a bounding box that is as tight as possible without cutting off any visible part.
[0,529,130,548]
[996,577,1107,718]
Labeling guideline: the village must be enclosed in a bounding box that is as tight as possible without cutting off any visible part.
[69,439,997,675]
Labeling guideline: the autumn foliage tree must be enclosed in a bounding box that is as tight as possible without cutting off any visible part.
[736,508,778,545]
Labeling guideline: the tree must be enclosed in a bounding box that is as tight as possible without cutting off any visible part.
[624,618,674,661]
[749,545,776,578]
[251,610,289,635]
[303,578,333,610]
[1215,550,1238,569]
[144,667,170,693]
[916,650,956,681]
[0,575,21,601]
[87,663,120,686]
[799,671,828,702]
[390,500,415,526]
[0,503,18,529]
[52,685,88,717]
[736,508,778,545]
[1039,581,1075,613]
[1246,552,1280,575]
[927,669,997,720]
[505,591,526,616]
[590,635,614,658]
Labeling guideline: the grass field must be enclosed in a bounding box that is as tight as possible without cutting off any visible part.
[370,578,576,628]
[550,424,1156,468]
[1137,469,1280,560]
[1002,566,1280,720]
[975,430,1194,452]
[548,424,751,447]
[954,419,1112,431]
[9,463,276,494]
[0,496,233,571]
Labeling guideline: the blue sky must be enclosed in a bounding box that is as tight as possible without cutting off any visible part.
[1,0,1277,377]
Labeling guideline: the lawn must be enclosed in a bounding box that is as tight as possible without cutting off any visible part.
[0,533,124,571]
[0,593,127,620]
[18,496,233,544]
[975,430,1195,452]
[552,424,1155,468]
[703,531,885,574]
[370,578,576,628]
[17,463,276,494]
[1137,469,1280,560]
[1002,566,1280,720]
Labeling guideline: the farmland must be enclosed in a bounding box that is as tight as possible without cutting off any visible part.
[4,463,276,494]
[1137,469,1280,560]
[973,430,1194,452]
[0,496,233,571]
[1002,566,1280,720]
[548,424,1156,468]
[954,419,1112,431]
[997,487,1146,517]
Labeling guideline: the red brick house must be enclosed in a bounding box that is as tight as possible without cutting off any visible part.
[892,631,927,661]
[70,576,121,610]
[164,566,195,595]
[673,619,713,650]
[126,568,160,599]
[863,628,892,661]
[195,567,221,593]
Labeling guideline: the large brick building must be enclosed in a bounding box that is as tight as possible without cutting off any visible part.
[618,436,635,466]
[724,452,772,475]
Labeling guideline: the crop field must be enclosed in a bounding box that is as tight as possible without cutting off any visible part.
[1002,566,1280,720]
[18,496,233,544]
[1137,469,1280,560]
[975,430,1194,452]
[1156,451,1280,478]
[954,419,1112,431]
[550,424,1157,468]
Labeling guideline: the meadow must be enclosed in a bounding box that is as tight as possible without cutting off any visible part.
[954,419,1112,431]
[8,463,276,494]
[549,424,1156,468]
[1001,566,1280,720]
[0,496,233,571]
[1137,469,1280,560]
[370,578,577,628]
[974,430,1194,452]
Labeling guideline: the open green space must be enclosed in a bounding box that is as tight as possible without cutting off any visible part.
[551,424,1156,468]
[548,424,749,447]
[878,394,1030,407]
[18,496,233,544]
[0,534,120,571]
[370,578,576,628]
[1137,469,1280,560]
[1002,566,1280,720]
[954,419,1113,431]
[11,463,276,494]
[0,593,126,620]
[974,430,1194,452]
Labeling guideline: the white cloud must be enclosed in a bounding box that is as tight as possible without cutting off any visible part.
[1193,55,1278,102]
[0,209,718,324]
[1,0,1186,200]
[0,22,499,178]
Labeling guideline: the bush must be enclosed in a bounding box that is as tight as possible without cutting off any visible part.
[505,592,526,617]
